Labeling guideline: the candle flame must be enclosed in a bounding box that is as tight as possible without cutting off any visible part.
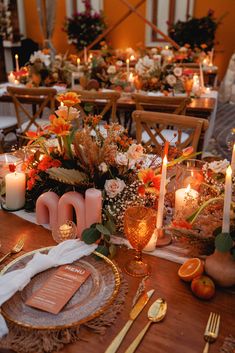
[89,53,93,59]
[163,155,168,165]
[186,184,191,192]
[165,46,169,50]
[126,58,129,64]
[227,165,232,177]
[130,55,135,61]
[77,58,80,65]
[15,54,18,59]
[60,102,64,107]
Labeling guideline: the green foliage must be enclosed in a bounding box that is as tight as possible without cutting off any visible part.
[169,10,220,50]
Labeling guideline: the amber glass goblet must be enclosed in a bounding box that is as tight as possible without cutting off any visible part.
[183,77,194,96]
[124,206,156,277]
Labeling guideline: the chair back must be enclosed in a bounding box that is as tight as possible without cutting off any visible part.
[73,90,120,123]
[132,93,191,115]
[132,110,209,154]
[7,86,57,133]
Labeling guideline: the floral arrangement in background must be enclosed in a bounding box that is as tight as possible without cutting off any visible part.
[64,0,106,51]
[169,9,222,51]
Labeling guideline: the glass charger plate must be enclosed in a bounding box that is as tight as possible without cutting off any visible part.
[1,248,120,330]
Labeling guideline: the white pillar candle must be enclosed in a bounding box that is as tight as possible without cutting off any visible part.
[231,144,235,174]
[8,71,15,83]
[5,172,26,210]
[175,184,199,217]
[222,165,232,233]
[192,74,200,93]
[15,54,19,72]
[126,58,130,76]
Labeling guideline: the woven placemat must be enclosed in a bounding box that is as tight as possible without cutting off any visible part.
[220,335,235,353]
[0,270,128,353]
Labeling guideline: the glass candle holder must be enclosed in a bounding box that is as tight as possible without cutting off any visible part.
[174,159,204,218]
[52,221,77,243]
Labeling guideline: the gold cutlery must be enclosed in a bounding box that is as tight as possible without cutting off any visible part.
[104,289,155,353]
[0,238,25,265]
[203,312,220,353]
[124,298,167,353]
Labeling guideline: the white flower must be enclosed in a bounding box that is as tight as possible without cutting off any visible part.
[107,65,117,74]
[173,67,183,77]
[151,48,158,54]
[135,56,154,77]
[179,46,188,52]
[29,50,50,67]
[208,159,230,174]
[166,74,177,86]
[105,178,126,198]
[55,106,79,121]
[116,60,123,67]
[115,153,128,166]
[127,144,144,160]
[98,162,108,173]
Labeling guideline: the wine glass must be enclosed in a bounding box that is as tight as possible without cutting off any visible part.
[124,206,156,277]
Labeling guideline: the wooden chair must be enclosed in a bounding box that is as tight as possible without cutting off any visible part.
[132,93,191,115]
[132,110,209,154]
[7,86,57,135]
[73,90,120,123]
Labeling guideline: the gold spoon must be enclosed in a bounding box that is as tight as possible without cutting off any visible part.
[124,298,167,353]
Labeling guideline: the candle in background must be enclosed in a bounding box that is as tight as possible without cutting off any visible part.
[8,71,15,83]
[60,101,64,108]
[15,54,19,72]
[199,62,205,91]
[192,73,200,93]
[222,165,232,233]
[5,171,26,210]
[126,58,130,76]
[130,55,135,61]
[231,144,235,174]
[175,184,199,218]
[88,53,93,63]
[77,57,81,67]
[84,47,88,64]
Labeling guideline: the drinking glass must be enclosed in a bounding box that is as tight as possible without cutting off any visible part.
[183,78,194,96]
[124,206,156,277]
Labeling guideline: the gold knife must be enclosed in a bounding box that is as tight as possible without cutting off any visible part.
[104,289,155,353]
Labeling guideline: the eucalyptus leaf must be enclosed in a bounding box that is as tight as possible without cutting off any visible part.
[215,233,233,253]
[105,219,116,234]
[82,227,101,244]
[96,223,111,235]
[96,245,109,257]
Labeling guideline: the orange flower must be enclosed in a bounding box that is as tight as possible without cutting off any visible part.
[138,168,155,185]
[182,146,194,157]
[26,130,45,139]
[200,44,207,49]
[48,115,71,136]
[172,219,192,230]
[57,92,80,107]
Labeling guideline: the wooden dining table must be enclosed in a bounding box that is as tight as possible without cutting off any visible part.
[0,210,234,353]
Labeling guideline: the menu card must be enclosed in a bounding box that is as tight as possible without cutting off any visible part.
[26,264,91,314]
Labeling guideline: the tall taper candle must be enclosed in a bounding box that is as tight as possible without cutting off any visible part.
[231,144,235,174]
[199,62,204,90]
[156,155,168,229]
[222,165,232,233]
[126,58,130,77]
[15,54,19,72]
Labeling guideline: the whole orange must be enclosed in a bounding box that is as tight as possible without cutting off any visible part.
[191,275,215,300]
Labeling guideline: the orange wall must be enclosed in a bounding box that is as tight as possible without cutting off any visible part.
[24,0,235,80]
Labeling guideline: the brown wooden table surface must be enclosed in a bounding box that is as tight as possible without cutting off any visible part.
[0,210,234,353]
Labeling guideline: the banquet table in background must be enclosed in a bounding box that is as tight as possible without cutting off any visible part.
[0,210,234,353]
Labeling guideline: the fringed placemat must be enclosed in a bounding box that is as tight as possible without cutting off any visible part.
[220,335,235,353]
[0,272,128,353]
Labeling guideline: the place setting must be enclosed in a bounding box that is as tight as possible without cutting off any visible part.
[0,1,235,353]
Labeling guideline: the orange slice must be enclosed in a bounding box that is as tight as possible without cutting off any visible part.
[178,258,204,282]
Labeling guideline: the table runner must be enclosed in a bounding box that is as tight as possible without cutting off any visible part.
[2,208,190,264]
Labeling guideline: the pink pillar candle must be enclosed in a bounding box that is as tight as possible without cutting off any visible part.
[58,191,86,238]
[36,192,59,228]
[85,188,102,227]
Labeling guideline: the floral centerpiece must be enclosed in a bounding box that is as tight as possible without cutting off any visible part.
[64,0,106,51]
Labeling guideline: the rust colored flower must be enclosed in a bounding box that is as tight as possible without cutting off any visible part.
[182,146,194,157]
[138,168,155,185]
[172,219,192,230]
[26,130,45,140]
[48,115,71,136]
[200,44,207,49]
[57,92,80,107]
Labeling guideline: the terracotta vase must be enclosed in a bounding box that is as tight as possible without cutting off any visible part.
[205,250,235,287]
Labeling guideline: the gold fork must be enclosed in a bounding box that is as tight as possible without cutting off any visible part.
[0,238,25,265]
[203,312,220,353]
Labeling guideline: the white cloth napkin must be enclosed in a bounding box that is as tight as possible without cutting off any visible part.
[0,239,97,337]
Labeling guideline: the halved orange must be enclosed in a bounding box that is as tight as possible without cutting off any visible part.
[178,258,204,282]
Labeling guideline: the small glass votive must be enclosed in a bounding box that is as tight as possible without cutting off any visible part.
[52,221,77,243]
